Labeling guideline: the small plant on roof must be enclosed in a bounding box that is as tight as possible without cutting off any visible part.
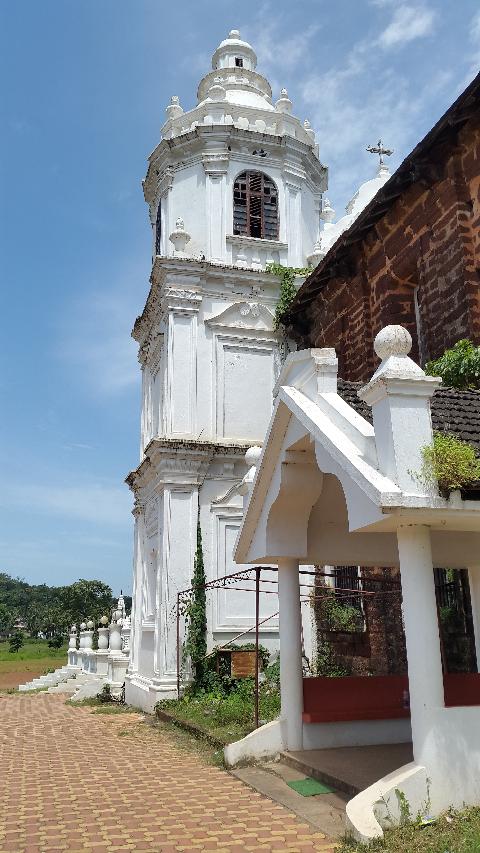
[425,339,480,390]
[420,432,480,497]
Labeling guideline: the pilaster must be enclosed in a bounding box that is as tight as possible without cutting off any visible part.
[202,139,229,264]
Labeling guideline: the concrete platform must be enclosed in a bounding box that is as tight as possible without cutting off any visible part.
[232,760,348,839]
[282,742,414,798]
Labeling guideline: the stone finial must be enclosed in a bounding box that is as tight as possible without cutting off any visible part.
[368,324,427,383]
[80,621,87,631]
[229,29,240,39]
[239,446,262,508]
[307,240,325,267]
[358,324,441,494]
[86,619,94,630]
[320,197,335,224]
[245,446,262,469]
[99,615,109,626]
[275,88,293,114]
[165,95,184,122]
[169,217,191,256]
[303,119,316,143]
[374,325,412,360]
[70,624,77,633]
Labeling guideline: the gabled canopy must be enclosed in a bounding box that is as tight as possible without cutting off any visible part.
[235,334,480,569]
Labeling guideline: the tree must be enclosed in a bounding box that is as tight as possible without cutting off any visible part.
[9,631,24,653]
[426,339,480,390]
[60,579,113,628]
[184,515,207,688]
[0,603,15,637]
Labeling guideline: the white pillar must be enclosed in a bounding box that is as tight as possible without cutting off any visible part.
[468,566,480,669]
[278,558,303,751]
[397,525,444,743]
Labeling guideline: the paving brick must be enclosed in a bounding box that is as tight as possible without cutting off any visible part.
[0,694,335,853]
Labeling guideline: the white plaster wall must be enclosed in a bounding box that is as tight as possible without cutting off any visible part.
[157,154,320,268]
[166,163,207,259]
[413,706,480,813]
[302,718,412,750]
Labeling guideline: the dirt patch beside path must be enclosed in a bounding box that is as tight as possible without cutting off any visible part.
[0,663,52,689]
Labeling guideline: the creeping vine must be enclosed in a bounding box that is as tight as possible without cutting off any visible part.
[266,263,312,331]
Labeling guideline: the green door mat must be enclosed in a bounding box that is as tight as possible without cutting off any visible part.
[287,777,334,796]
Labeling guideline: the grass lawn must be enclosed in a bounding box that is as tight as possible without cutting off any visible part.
[0,639,68,688]
[156,680,281,745]
[340,807,480,853]
[157,699,252,744]
[66,697,137,715]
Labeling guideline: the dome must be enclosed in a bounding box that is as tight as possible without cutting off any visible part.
[212,29,257,71]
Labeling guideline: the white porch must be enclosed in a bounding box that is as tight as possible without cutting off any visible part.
[231,326,480,840]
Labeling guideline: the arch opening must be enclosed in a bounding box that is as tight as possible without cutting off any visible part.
[233,171,279,240]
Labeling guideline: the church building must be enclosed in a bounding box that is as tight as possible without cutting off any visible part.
[125,30,327,711]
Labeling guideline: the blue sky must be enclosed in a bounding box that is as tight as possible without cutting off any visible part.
[1,1,479,595]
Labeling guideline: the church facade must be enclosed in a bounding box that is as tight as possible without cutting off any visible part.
[125,30,327,711]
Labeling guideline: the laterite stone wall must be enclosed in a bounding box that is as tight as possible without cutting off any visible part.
[290,114,480,382]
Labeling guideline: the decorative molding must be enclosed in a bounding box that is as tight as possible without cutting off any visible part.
[157,166,175,198]
[211,481,244,508]
[162,287,202,315]
[206,301,275,333]
[145,497,158,538]
[202,152,229,176]
[226,234,288,252]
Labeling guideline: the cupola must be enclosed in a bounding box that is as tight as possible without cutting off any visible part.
[211,29,257,71]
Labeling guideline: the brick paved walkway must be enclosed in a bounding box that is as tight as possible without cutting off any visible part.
[0,694,337,852]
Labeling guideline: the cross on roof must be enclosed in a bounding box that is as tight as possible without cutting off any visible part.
[366,139,393,166]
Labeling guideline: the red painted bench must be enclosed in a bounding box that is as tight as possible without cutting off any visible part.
[302,673,480,723]
[302,675,410,723]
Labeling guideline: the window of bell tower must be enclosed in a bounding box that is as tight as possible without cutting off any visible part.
[233,171,279,240]
[235,57,243,67]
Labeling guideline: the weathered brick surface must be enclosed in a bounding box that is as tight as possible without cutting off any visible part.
[290,113,480,382]
[0,694,335,853]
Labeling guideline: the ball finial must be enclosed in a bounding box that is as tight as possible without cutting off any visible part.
[229,29,240,39]
[374,325,412,361]
[245,446,262,468]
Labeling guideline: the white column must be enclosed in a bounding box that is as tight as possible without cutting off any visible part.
[397,526,444,731]
[468,566,480,669]
[278,558,303,751]
[129,508,145,674]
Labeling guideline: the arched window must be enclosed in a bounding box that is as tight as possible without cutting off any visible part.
[233,171,278,240]
[155,201,162,255]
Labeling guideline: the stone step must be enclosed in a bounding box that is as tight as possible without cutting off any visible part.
[281,743,414,800]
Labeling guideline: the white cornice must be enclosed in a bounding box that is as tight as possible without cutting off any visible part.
[144,125,327,205]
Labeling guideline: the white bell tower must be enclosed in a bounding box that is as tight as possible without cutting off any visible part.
[125,30,326,711]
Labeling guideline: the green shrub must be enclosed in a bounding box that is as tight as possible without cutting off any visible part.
[9,631,24,653]
[316,589,363,633]
[97,683,113,703]
[183,516,207,688]
[48,634,64,649]
[426,339,480,390]
[420,432,480,495]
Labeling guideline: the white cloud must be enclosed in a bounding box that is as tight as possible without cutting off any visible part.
[299,19,454,214]
[378,4,436,49]
[0,481,131,527]
[471,10,480,42]
[242,6,320,96]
